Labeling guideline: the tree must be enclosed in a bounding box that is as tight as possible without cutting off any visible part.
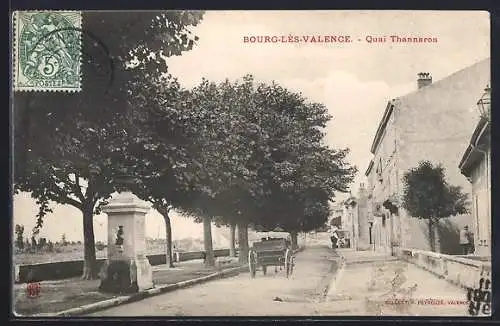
[236,81,356,248]
[162,76,264,267]
[30,236,37,252]
[126,74,245,268]
[13,11,205,279]
[189,77,356,262]
[47,240,54,252]
[61,233,68,246]
[15,224,25,251]
[401,161,470,252]
[39,237,48,250]
[178,76,267,265]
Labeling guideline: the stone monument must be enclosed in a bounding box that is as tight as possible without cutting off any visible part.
[99,178,154,294]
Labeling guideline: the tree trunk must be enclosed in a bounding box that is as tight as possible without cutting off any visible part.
[237,222,249,264]
[290,231,298,250]
[428,218,436,252]
[162,212,175,268]
[203,216,215,267]
[229,222,236,257]
[82,205,98,280]
[434,219,440,253]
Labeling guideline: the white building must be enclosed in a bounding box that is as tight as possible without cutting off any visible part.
[459,85,491,257]
[364,59,490,254]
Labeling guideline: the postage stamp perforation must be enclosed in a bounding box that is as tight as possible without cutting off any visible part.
[11,11,19,92]
[12,10,83,93]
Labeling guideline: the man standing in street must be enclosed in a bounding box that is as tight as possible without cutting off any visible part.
[460,225,472,255]
[330,226,339,249]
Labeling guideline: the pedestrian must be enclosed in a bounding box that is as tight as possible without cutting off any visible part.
[330,226,339,249]
[459,225,472,255]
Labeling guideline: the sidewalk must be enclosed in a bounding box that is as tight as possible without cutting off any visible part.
[337,248,398,264]
[85,245,333,317]
[321,250,469,316]
[14,257,242,316]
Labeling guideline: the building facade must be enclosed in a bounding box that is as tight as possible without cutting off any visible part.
[327,185,371,251]
[328,204,343,229]
[459,86,491,257]
[356,183,371,250]
[343,196,358,249]
[365,58,490,254]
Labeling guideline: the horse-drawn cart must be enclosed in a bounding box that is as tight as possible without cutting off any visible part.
[248,238,295,278]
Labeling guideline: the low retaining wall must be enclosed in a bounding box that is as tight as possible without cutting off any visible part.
[396,247,491,289]
[15,248,238,284]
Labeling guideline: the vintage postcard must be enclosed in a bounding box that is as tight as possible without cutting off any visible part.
[11,10,491,317]
[12,11,82,92]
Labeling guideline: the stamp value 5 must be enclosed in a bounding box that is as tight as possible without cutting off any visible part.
[12,11,82,92]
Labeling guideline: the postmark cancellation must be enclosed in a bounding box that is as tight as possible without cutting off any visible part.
[12,11,82,92]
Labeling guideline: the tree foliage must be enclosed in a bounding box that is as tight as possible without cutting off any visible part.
[173,76,357,235]
[15,224,25,250]
[14,10,205,228]
[402,161,470,219]
[402,160,470,252]
[13,11,205,278]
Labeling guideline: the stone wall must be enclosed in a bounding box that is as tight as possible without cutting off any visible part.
[396,247,491,290]
[404,214,472,254]
[15,249,238,283]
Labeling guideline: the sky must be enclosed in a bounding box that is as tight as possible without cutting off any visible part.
[12,10,490,242]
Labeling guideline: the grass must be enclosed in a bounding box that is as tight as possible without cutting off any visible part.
[13,258,241,316]
[13,278,117,316]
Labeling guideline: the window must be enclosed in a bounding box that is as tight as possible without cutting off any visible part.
[475,195,479,242]
[369,222,373,244]
[376,158,383,182]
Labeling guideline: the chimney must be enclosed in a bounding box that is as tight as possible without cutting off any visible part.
[358,183,367,199]
[417,72,432,89]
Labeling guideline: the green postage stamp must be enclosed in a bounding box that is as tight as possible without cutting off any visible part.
[12,11,82,92]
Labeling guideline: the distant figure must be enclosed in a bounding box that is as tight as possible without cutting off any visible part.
[330,226,339,249]
[459,225,473,255]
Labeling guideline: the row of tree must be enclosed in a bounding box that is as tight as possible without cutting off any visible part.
[13,11,357,279]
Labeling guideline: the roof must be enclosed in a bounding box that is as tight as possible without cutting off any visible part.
[370,101,395,154]
[459,117,490,177]
[365,159,374,176]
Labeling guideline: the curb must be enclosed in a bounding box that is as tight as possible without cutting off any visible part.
[35,265,248,317]
[293,247,305,254]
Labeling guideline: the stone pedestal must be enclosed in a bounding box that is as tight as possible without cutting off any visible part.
[99,191,153,294]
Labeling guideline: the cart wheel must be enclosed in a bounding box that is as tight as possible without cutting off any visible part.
[285,248,292,278]
[248,249,256,278]
[262,266,267,275]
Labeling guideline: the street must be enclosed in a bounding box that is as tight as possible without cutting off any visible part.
[89,240,469,316]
